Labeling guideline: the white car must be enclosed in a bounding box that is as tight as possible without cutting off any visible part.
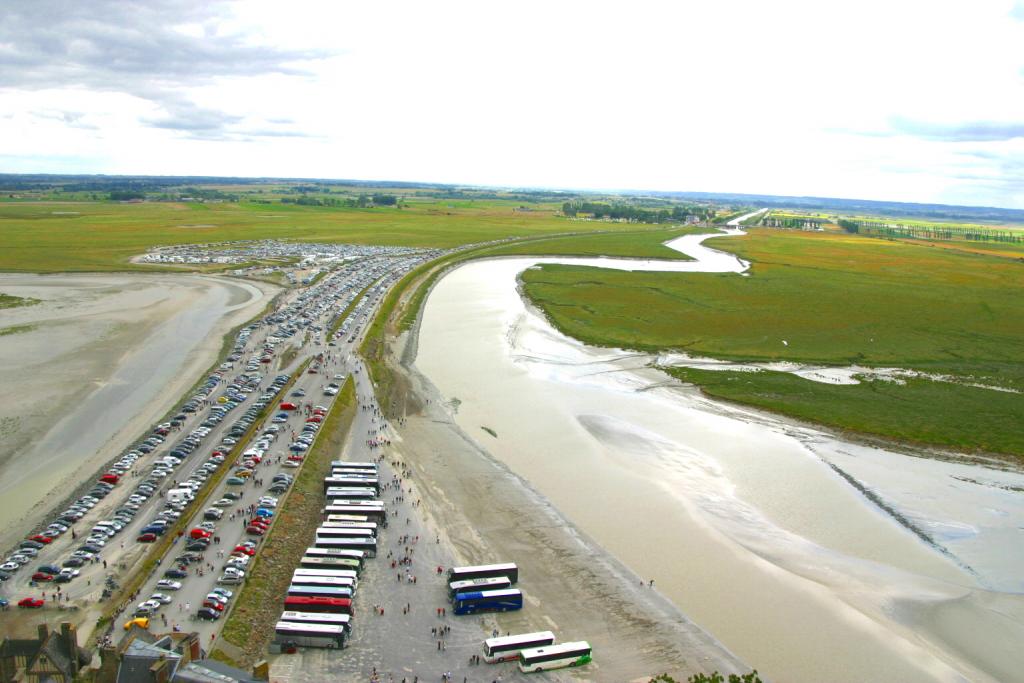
[150,593,173,604]
[155,580,182,591]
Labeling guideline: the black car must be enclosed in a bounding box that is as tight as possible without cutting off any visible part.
[63,557,86,568]
[196,607,220,621]
[20,540,45,550]
[80,543,103,554]
[164,568,188,579]
[185,541,208,552]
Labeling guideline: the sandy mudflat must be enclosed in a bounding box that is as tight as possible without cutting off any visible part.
[0,273,278,552]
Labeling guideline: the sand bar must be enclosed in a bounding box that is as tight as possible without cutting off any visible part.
[0,273,278,552]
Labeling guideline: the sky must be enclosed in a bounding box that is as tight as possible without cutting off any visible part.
[1,0,1023,208]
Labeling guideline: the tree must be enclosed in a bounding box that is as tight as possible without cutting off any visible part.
[648,671,762,683]
[837,219,860,234]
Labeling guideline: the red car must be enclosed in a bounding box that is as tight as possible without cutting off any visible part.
[31,572,55,582]
[137,533,157,543]
[245,526,265,536]
[189,529,212,539]
[232,545,256,556]
[202,600,225,611]
[18,597,44,608]
[279,402,297,411]
[249,518,270,528]
[28,535,52,545]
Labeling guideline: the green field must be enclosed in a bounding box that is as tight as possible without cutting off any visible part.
[521,228,1024,456]
[0,293,37,308]
[0,198,653,272]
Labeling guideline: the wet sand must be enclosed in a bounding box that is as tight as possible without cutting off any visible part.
[407,233,1024,682]
[0,273,278,552]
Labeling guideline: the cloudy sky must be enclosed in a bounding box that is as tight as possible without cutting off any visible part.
[1,0,1023,208]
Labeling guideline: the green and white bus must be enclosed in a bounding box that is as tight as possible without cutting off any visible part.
[518,641,592,673]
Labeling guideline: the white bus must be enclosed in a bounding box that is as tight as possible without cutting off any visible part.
[324,514,370,524]
[483,631,556,664]
[330,461,377,471]
[304,547,366,561]
[518,641,592,673]
[315,536,378,557]
[300,555,362,573]
[449,576,513,599]
[316,526,375,539]
[273,621,346,649]
[321,520,378,532]
[326,486,377,499]
[294,567,359,583]
[291,575,356,591]
[448,562,519,584]
[280,610,351,632]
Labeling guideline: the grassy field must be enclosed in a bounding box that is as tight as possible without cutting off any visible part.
[0,198,655,272]
[520,228,1024,457]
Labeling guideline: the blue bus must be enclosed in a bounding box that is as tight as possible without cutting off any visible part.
[453,588,523,615]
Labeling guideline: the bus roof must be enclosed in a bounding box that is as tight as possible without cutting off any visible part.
[455,588,522,600]
[451,562,517,574]
[281,611,351,625]
[520,641,591,658]
[485,631,555,649]
[275,621,345,635]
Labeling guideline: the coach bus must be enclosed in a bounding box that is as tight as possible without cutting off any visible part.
[304,547,366,562]
[323,505,386,523]
[330,460,377,471]
[313,536,378,557]
[324,513,370,524]
[448,563,519,585]
[316,526,375,539]
[518,641,592,673]
[483,631,556,664]
[300,555,362,573]
[449,576,513,600]
[452,588,523,615]
[280,610,352,633]
[294,567,358,584]
[283,596,352,615]
[291,574,357,591]
[322,520,378,532]
[326,486,377,499]
[287,584,352,600]
[273,621,345,649]
[323,476,379,494]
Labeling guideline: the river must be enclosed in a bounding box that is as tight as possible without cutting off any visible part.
[413,218,1024,682]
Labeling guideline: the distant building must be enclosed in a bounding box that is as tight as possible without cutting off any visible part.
[0,622,90,682]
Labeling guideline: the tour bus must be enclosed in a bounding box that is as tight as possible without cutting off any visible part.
[316,526,375,539]
[300,555,362,573]
[321,520,378,532]
[330,461,377,472]
[283,596,352,615]
[304,546,366,562]
[448,563,519,585]
[273,621,346,649]
[287,584,353,600]
[294,567,358,584]
[290,575,356,592]
[326,486,377,499]
[330,468,378,477]
[449,576,513,600]
[323,476,379,495]
[324,514,369,524]
[518,641,592,673]
[452,588,523,615]
[313,536,378,557]
[483,631,556,664]
[323,505,386,523]
[280,610,351,633]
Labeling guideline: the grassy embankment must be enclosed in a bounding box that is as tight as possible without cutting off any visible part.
[360,226,705,416]
[214,376,356,667]
[0,198,649,272]
[520,228,1024,458]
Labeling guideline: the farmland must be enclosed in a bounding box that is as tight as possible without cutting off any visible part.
[0,197,646,272]
[520,228,1024,457]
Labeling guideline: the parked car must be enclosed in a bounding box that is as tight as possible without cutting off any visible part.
[18,597,44,608]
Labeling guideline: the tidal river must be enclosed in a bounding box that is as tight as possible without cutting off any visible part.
[413,218,1024,683]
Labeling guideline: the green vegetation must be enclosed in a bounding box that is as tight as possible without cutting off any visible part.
[521,228,1024,457]
[562,200,711,223]
[667,367,1024,456]
[0,323,36,336]
[0,293,38,308]
[219,376,356,665]
[650,672,762,683]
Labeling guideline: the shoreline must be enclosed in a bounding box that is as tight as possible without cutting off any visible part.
[0,272,280,554]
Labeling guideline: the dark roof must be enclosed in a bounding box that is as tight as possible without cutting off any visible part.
[117,638,182,683]
[173,659,262,683]
[0,638,41,659]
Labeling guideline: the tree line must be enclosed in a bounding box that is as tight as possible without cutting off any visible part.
[563,201,710,223]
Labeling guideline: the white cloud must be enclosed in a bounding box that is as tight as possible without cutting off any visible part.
[0,0,1022,208]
